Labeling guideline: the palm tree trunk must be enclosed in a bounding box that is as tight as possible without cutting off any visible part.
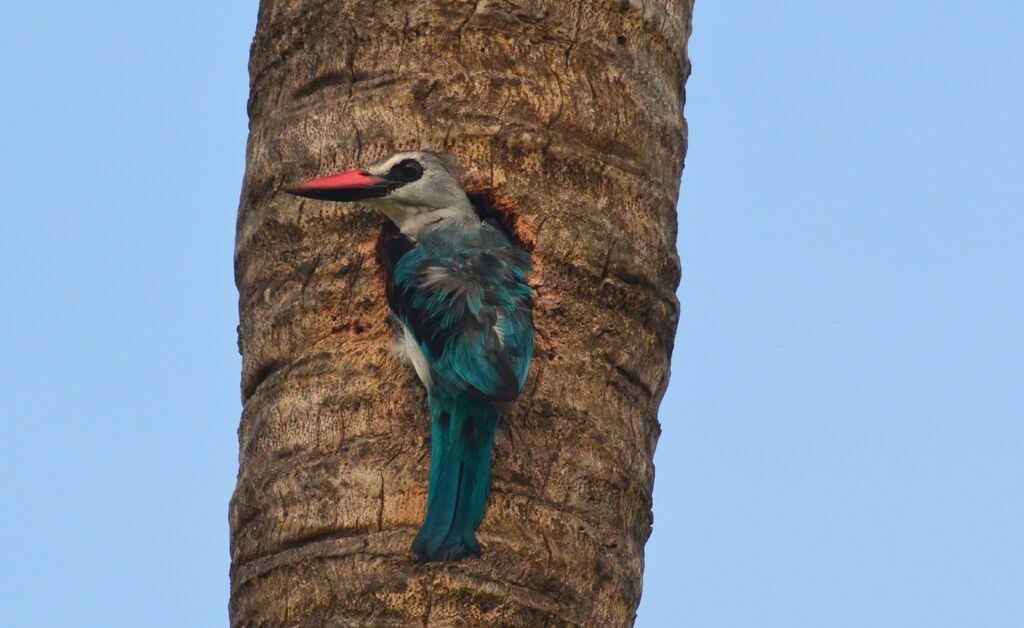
[231,1,692,625]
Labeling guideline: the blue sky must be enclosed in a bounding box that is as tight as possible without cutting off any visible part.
[1,2,1020,627]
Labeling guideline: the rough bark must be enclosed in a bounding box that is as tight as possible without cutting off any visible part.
[230,1,692,625]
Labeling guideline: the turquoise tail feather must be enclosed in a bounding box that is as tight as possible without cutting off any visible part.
[412,395,499,561]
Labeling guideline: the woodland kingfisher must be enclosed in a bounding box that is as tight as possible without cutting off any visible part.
[287,151,535,561]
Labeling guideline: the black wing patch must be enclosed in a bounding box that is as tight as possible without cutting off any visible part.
[377,221,415,317]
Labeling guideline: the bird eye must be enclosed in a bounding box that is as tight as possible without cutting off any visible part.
[391,159,424,183]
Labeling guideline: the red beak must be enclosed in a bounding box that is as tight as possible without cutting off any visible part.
[285,169,395,202]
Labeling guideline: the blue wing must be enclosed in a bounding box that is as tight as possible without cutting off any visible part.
[382,220,534,402]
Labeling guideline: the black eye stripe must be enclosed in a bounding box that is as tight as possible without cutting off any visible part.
[389,159,424,183]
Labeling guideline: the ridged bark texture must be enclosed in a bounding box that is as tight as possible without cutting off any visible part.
[231,1,692,625]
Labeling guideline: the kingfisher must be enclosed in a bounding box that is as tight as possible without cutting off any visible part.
[286,151,535,561]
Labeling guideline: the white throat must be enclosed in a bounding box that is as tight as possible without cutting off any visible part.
[376,199,476,237]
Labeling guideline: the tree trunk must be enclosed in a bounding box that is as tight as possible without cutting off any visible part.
[230,1,692,625]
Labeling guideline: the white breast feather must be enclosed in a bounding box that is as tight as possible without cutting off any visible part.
[400,324,432,389]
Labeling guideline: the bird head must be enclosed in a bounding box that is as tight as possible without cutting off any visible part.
[286,150,472,234]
